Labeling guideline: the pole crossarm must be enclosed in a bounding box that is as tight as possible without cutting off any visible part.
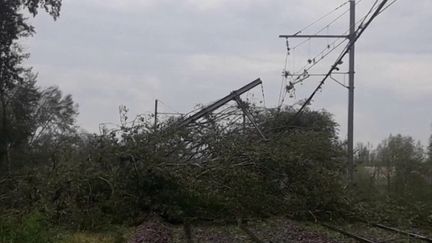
[279,34,348,39]
[279,0,389,182]
[294,0,389,116]
[177,78,262,128]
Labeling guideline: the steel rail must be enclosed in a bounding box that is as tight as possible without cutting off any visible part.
[350,217,432,242]
[365,221,432,242]
[320,223,376,243]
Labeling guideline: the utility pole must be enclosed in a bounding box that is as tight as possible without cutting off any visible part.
[178,79,262,128]
[154,99,158,132]
[279,0,391,184]
[279,0,357,182]
[178,78,266,139]
[348,0,356,182]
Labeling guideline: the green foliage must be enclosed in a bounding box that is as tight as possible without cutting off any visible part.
[0,0,67,172]
[351,134,432,227]
[428,134,432,162]
[2,100,430,233]
[373,134,425,194]
[22,0,62,19]
[0,108,349,231]
[0,211,54,243]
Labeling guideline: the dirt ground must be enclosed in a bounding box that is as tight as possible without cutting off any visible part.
[127,217,432,243]
[127,217,346,243]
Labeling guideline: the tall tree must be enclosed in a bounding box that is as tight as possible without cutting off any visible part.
[428,134,432,162]
[355,142,373,166]
[0,0,62,170]
[31,86,78,144]
[375,134,424,193]
[426,134,432,187]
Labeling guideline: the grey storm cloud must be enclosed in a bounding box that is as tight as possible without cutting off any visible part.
[23,0,432,146]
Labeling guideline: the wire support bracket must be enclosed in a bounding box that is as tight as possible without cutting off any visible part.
[330,76,349,89]
[279,34,349,39]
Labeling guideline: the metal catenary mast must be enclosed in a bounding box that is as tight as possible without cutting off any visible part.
[279,0,392,181]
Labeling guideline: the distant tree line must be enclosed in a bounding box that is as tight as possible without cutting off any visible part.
[353,134,432,225]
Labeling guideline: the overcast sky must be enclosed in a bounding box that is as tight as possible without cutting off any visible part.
[23,0,432,146]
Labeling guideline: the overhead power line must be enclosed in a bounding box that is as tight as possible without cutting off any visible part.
[291,0,366,51]
[294,1,350,36]
[279,0,395,109]
[379,0,399,14]
[294,0,390,118]
[278,0,395,183]
[278,0,376,108]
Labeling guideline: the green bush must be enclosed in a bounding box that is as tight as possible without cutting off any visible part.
[0,108,350,230]
[0,212,53,243]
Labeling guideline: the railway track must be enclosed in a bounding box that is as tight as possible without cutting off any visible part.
[236,217,432,243]
[131,217,431,242]
[320,220,432,243]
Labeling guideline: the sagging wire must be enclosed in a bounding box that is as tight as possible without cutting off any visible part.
[283,0,382,93]
[278,1,369,109]
[359,0,380,29]
[279,0,392,110]
[278,36,348,109]
[293,0,391,119]
[292,0,364,51]
[292,0,377,77]
[277,38,291,108]
[293,1,350,38]
[294,37,348,78]
[379,0,399,14]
